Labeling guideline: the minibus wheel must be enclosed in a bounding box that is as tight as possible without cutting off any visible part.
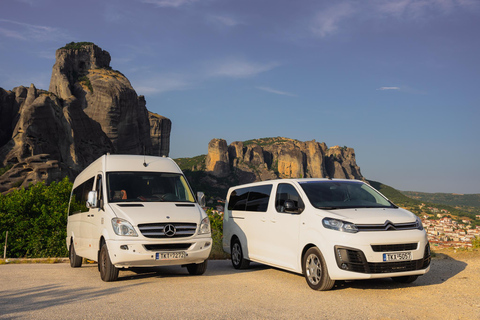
[302,247,335,291]
[392,275,418,283]
[99,244,119,282]
[186,260,208,275]
[69,240,82,268]
[231,238,250,269]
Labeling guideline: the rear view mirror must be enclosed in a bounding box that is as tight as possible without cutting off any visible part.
[197,192,206,207]
[86,191,98,209]
[284,200,299,213]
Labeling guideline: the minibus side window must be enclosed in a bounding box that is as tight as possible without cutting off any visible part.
[96,174,103,207]
[228,187,249,211]
[246,185,272,212]
[69,177,95,215]
[275,183,304,213]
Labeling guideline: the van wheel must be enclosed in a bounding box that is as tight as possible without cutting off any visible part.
[392,275,418,283]
[302,247,335,291]
[187,260,208,275]
[69,241,82,268]
[99,244,119,282]
[231,238,250,269]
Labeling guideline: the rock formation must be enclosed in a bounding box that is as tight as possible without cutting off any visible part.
[204,137,364,184]
[0,42,171,193]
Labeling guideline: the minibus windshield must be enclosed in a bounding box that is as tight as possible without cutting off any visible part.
[107,172,195,203]
[299,181,395,210]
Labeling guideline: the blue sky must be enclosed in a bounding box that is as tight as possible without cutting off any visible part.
[1,0,479,194]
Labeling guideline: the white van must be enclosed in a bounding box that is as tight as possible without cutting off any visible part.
[66,154,212,281]
[223,179,430,290]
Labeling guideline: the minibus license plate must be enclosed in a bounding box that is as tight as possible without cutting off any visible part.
[383,252,412,261]
[156,252,185,260]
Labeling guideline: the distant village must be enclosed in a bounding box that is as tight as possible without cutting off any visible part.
[208,199,480,249]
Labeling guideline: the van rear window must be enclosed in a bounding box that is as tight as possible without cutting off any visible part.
[228,185,272,212]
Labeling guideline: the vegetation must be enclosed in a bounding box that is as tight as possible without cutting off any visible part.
[243,137,294,147]
[0,164,13,177]
[175,155,207,171]
[207,208,229,259]
[0,178,72,258]
[61,42,94,50]
[78,75,93,93]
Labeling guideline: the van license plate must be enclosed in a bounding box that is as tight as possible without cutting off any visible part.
[383,252,412,261]
[156,252,186,260]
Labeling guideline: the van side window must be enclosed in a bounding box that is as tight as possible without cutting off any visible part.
[228,185,273,212]
[96,174,103,205]
[228,187,249,211]
[69,177,95,215]
[246,185,272,212]
[275,183,304,213]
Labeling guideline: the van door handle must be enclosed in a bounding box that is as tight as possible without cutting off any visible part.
[261,218,266,222]
[271,219,276,223]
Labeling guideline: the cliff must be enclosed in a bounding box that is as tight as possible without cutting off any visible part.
[0,42,171,193]
[178,137,364,198]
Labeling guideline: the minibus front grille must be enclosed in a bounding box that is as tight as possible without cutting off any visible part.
[144,243,192,251]
[138,223,197,238]
[371,243,418,252]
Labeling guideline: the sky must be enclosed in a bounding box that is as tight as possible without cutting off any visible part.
[0,0,479,194]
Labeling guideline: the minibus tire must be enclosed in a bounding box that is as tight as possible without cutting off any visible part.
[99,244,119,282]
[302,247,335,291]
[186,260,208,275]
[69,241,82,268]
[231,238,250,269]
[391,275,418,283]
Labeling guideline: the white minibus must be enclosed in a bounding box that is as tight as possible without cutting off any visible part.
[67,154,212,281]
[223,179,430,290]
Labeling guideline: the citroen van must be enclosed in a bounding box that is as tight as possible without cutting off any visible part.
[66,154,212,281]
[223,179,430,290]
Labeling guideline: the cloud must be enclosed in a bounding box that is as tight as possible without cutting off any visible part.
[256,86,296,97]
[377,86,401,90]
[132,74,191,95]
[0,19,68,42]
[207,58,280,78]
[311,2,355,37]
[140,0,200,8]
[207,15,244,27]
[374,0,479,18]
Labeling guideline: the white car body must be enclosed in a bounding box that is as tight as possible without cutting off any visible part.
[223,178,430,290]
[66,154,212,280]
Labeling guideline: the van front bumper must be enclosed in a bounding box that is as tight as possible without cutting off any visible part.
[107,237,212,268]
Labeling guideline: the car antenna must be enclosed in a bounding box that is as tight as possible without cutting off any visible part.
[143,146,147,167]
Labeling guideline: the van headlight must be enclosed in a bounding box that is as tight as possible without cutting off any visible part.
[199,216,211,234]
[415,216,424,231]
[322,218,358,233]
[112,218,138,236]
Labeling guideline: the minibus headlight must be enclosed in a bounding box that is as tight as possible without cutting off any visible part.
[415,216,424,231]
[322,218,358,233]
[199,216,211,234]
[112,218,138,237]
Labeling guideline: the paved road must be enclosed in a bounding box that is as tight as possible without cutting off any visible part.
[1,256,479,319]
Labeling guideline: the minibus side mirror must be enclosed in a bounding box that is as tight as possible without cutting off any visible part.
[197,191,206,207]
[284,200,300,214]
[86,191,98,209]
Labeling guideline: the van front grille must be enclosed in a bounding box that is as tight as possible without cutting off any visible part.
[138,223,197,238]
[371,243,418,252]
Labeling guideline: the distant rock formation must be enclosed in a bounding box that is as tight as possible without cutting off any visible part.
[0,42,171,193]
[204,137,364,184]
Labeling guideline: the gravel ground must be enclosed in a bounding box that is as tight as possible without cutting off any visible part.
[0,250,479,319]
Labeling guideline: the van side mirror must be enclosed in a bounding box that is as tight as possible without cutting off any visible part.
[86,191,98,209]
[197,191,206,207]
[284,200,299,213]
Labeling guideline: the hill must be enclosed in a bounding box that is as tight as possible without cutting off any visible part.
[402,191,480,212]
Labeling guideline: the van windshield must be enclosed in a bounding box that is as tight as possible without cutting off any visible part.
[107,172,195,203]
[299,181,395,210]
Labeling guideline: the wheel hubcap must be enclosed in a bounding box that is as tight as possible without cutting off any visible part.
[232,243,241,265]
[306,253,322,285]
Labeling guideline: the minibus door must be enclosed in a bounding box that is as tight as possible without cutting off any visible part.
[84,173,105,261]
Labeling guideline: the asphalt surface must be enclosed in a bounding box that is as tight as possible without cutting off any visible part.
[1,256,479,319]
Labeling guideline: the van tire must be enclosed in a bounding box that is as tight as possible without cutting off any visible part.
[186,260,208,275]
[231,238,250,269]
[99,244,119,282]
[69,241,82,268]
[392,275,418,283]
[302,247,335,291]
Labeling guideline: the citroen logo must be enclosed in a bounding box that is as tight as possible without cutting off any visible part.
[384,220,396,231]
[164,224,176,237]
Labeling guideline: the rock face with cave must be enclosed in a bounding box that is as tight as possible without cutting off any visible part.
[0,43,171,193]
